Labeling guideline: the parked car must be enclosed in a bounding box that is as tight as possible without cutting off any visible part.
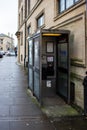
[0,51,5,55]
[6,51,15,56]
[0,51,3,58]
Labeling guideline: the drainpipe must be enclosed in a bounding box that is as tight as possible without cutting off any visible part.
[86,0,87,66]
[86,0,87,16]
[86,0,87,35]
[24,0,27,68]
[86,0,87,40]
[24,22,26,68]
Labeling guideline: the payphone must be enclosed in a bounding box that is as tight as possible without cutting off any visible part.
[42,55,54,80]
[47,56,54,76]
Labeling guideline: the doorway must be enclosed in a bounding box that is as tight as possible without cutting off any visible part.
[56,41,69,101]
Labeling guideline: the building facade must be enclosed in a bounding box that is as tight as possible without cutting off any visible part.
[16,0,87,110]
[16,0,26,65]
[0,33,14,52]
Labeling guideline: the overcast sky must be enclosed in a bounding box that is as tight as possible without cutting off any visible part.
[0,0,18,46]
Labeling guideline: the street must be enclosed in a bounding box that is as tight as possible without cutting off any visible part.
[0,56,87,130]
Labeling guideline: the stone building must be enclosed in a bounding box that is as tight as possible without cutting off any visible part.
[16,0,87,110]
[16,0,26,65]
[0,33,14,52]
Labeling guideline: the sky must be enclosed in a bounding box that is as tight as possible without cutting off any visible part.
[0,0,18,46]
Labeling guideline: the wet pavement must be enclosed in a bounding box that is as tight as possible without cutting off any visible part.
[52,116,87,130]
[0,56,87,130]
[0,57,54,130]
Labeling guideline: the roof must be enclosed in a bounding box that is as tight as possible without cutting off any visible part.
[0,33,14,40]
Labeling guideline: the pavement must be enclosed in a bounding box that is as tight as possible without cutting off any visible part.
[41,97,81,118]
[27,89,81,118]
[0,56,84,130]
[0,56,54,130]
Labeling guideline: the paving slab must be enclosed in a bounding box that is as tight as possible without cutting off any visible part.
[10,120,54,130]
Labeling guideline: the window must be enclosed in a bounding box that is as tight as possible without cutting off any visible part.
[21,54,23,61]
[0,39,3,44]
[60,0,65,12]
[28,25,31,35]
[26,0,30,16]
[29,40,33,65]
[75,0,79,2]
[66,0,74,9]
[37,14,44,28]
[19,14,20,26]
[21,32,23,45]
[29,68,33,90]
[59,0,80,13]
[27,0,30,15]
[21,7,23,23]
[34,37,40,69]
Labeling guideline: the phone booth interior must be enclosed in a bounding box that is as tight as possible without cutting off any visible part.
[28,29,70,105]
[41,30,70,103]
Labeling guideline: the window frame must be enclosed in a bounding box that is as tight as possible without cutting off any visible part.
[21,6,23,24]
[37,13,44,28]
[26,0,30,16]
[21,54,23,61]
[59,0,80,13]
[19,13,20,26]
[27,25,31,35]
[0,39,3,44]
[21,32,23,46]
